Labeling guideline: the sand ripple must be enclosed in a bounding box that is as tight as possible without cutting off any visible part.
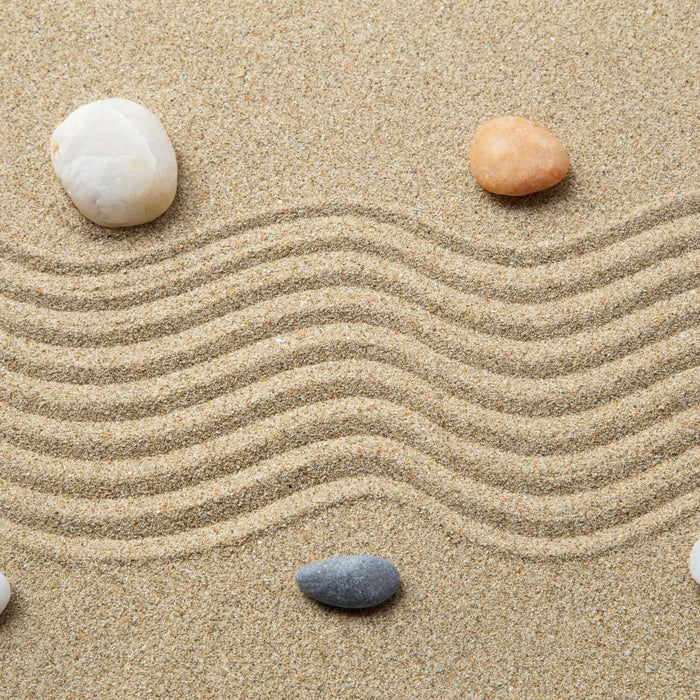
[0,195,698,561]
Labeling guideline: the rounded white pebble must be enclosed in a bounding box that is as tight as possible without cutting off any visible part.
[0,572,10,615]
[50,98,177,228]
[690,539,700,584]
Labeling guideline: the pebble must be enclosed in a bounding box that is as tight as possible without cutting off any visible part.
[0,572,10,615]
[295,555,400,609]
[690,539,700,584]
[469,116,569,196]
[50,98,177,228]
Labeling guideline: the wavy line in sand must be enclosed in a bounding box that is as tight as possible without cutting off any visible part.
[2,325,697,420]
[2,249,698,346]
[1,196,698,561]
[4,474,700,563]
[3,436,700,540]
[2,401,698,497]
[1,193,698,275]
[2,288,698,384]
[1,206,697,312]
[3,363,699,460]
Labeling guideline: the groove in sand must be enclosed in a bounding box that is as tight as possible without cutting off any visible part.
[0,197,697,562]
[1,193,697,273]
[2,250,698,346]
[5,475,700,562]
[2,363,699,459]
[3,437,700,541]
[1,289,698,379]
[1,403,698,496]
[2,324,697,419]
[1,209,697,312]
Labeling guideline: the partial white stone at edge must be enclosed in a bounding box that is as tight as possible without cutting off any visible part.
[0,571,10,615]
[50,98,177,228]
[689,539,700,584]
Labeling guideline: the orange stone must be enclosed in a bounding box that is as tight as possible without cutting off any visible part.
[469,116,569,196]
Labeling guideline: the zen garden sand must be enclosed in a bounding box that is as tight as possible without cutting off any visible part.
[0,1,698,697]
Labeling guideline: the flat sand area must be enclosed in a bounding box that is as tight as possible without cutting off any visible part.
[0,1,698,697]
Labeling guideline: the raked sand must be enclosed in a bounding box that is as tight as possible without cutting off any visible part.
[0,1,699,697]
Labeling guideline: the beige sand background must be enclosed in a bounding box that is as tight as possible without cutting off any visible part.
[0,0,699,697]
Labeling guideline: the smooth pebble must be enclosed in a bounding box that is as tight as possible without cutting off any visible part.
[469,115,569,196]
[689,539,700,584]
[0,572,10,615]
[50,98,177,228]
[295,555,400,609]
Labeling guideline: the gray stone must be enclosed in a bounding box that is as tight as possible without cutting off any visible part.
[295,555,400,609]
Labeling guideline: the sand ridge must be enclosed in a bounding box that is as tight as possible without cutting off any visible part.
[0,198,698,568]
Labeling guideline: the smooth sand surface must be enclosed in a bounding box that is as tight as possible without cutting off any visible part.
[0,1,699,697]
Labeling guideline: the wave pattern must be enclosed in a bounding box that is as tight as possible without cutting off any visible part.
[0,196,698,561]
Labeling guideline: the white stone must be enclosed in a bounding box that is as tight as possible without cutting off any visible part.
[50,98,177,228]
[0,571,9,615]
[690,538,700,584]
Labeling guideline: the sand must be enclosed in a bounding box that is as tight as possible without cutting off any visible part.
[0,0,699,697]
